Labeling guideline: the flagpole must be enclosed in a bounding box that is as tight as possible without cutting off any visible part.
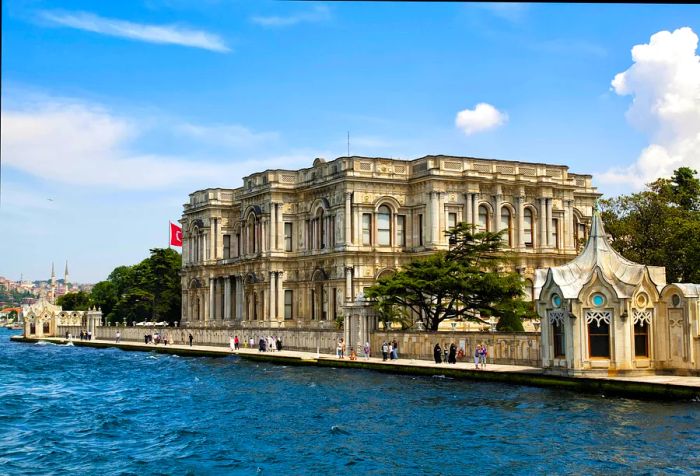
[168,221,171,250]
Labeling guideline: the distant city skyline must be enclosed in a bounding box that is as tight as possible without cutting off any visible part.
[2,1,699,282]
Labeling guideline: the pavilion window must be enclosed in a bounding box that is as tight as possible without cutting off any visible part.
[553,321,565,357]
[524,209,533,248]
[588,319,610,358]
[377,205,391,246]
[500,208,512,247]
[418,214,424,246]
[310,289,316,320]
[362,213,372,245]
[478,205,489,232]
[329,215,335,248]
[396,215,406,247]
[223,235,231,259]
[634,321,649,357]
[284,290,293,320]
[284,222,293,251]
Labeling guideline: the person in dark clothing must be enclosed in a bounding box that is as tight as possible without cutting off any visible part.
[276,337,282,351]
[188,333,193,347]
[448,343,457,364]
[433,343,442,364]
[259,337,266,352]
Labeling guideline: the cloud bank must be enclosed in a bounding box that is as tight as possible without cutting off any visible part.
[251,5,330,27]
[600,27,700,189]
[455,103,508,135]
[39,10,230,52]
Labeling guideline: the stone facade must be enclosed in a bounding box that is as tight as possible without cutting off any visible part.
[535,214,700,376]
[180,155,599,330]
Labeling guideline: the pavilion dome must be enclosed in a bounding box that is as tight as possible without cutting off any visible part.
[534,213,666,300]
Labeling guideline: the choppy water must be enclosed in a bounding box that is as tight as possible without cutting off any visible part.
[0,329,698,475]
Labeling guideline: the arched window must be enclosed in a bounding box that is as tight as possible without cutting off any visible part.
[500,208,512,246]
[377,205,391,246]
[524,208,534,248]
[553,321,565,357]
[478,205,489,232]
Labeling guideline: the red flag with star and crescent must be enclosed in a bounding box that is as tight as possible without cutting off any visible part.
[170,222,183,247]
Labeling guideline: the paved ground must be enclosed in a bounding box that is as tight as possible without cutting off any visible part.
[30,336,700,389]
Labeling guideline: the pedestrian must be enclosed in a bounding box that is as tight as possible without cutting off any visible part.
[337,339,343,358]
[234,335,240,350]
[443,344,448,364]
[381,341,389,361]
[433,343,442,364]
[87,330,92,341]
[349,347,357,360]
[188,333,194,347]
[79,330,84,341]
[249,337,254,349]
[229,335,235,351]
[116,331,121,343]
[474,344,481,369]
[392,339,399,359]
[388,342,394,360]
[65,331,69,340]
[276,337,282,351]
[363,342,370,359]
[480,343,488,368]
[448,343,457,364]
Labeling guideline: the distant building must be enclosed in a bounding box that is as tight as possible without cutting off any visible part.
[535,214,700,376]
[22,298,102,337]
[180,155,600,329]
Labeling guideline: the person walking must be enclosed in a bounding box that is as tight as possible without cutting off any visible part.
[474,344,481,369]
[363,342,370,360]
[448,343,457,364]
[115,331,121,343]
[443,344,449,364]
[388,342,394,360]
[229,336,235,351]
[480,343,488,368]
[381,341,389,361]
[234,335,240,350]
[392,339,399,359]
[433,343,442,364]
[188,333,194,347]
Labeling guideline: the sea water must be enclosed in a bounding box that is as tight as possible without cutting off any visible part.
[0,328,698,475]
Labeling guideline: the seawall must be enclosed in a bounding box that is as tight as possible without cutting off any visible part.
[10,335,700,402]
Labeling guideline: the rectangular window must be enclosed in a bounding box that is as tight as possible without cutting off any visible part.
[330,216,336,248]
[284,222,293,251]
[634,321,649,357]
[578,223,587,247]
[418,214,424,247]
[447,212,457,231]
[284,290,293,320]
[553,322,565,357]
[396,215,406,247]
[552,218,560,249]
[362,213,372,245]
[524,212,533,248]
[588,321,610,358]
[235,233,241,257]
[223,235,231,259]
[377,213,391,245]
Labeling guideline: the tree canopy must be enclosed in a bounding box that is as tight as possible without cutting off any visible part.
[365,224,530,331]
[89,248,182,325]
[600,167,700,283]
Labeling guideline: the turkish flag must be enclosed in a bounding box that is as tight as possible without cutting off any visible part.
[170,222,183,247]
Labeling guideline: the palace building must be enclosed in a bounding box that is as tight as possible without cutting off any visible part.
[179,155,600,330]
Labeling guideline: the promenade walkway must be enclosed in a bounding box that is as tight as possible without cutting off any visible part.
[10,335,700,400]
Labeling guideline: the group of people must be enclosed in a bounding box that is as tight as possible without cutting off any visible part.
[380,339,399,361]
[74,330,92,341]
[228,335,241,351]
[258,336,282,352]
[337,339,371,361]
[143,332,171,345]
[433,343,488,368]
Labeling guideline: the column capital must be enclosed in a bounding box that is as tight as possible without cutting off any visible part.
[345,265,354,273]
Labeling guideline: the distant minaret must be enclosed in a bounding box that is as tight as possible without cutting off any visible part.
[50,262,57,303]
[64,261,70,291]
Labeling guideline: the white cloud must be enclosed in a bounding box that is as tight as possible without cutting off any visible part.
[176,123,279,149]
[251,5,330,27]
[455,103,508,135]
[39,10,230,53]
[475,3,530,23]
[0,98,301,190]
[600,27,700,189]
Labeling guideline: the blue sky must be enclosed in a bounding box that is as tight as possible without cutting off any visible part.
[2,1,700,283]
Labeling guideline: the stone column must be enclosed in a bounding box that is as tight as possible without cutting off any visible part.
[353,206,360,245]
[345,192,352,245]
[546,198,553,248]
[465,193,473,225]
[565,199,574,250]
[472,193,479,229]
[224,277,231,321]
[276,272,284,321]
[494,189,503,233]
[276,204,284,252]
[430,192,439,245]
[208,277,215,323]
[236,276,244,320]
[210,219,216,261]
[517,195,525,249]
[538,198,546,250]
[269,272,276,320]
[269,206,276,252]
[345,266,353,302]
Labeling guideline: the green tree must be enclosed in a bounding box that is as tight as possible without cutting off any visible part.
[56,291,91,310]
[366,224,529,331]
[600,167,700,283]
